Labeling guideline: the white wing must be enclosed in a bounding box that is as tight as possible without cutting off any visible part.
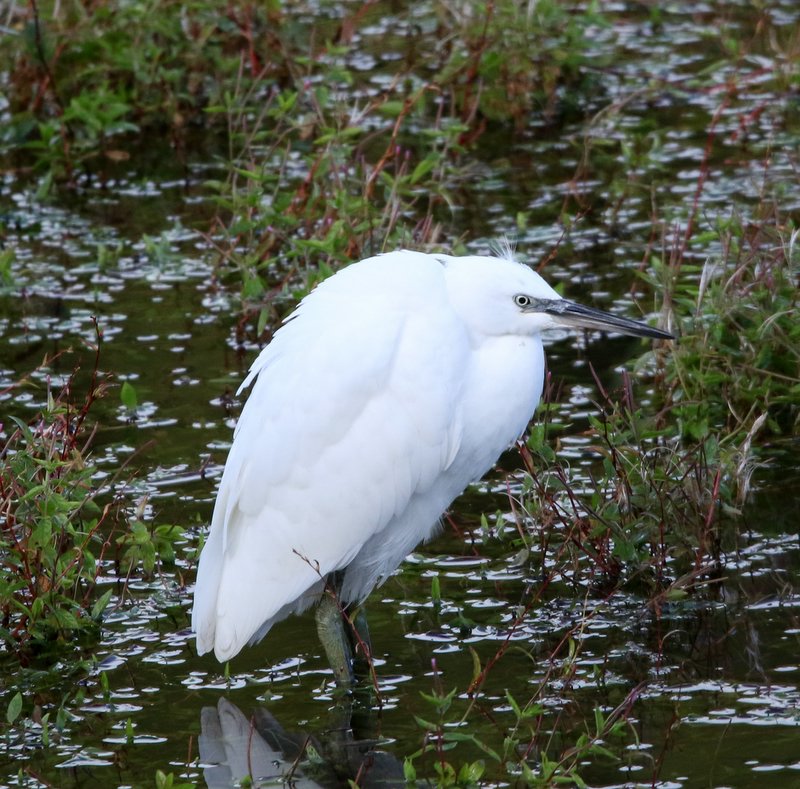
[192,253,471,661]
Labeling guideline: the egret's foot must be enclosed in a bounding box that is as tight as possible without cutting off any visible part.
[315,592,355,687]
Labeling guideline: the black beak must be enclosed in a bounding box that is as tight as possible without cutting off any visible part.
[545,299,674,340]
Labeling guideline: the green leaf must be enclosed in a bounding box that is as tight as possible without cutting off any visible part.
[91,588,114,619]
[6,691,22,724]
[257,307,269,337]
[593,707,605,733]
[40,712,50,747]
[457,759,485,783]
[442,732,501,762]
[120,380,138,409]
[413,714,437,731]
[665,588,688,601]
[469,646,482,685]
[378,100,405,117]
[410,154,437,185]
[430,574,441,602]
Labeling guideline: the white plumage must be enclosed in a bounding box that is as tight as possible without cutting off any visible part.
[192,250,670,663]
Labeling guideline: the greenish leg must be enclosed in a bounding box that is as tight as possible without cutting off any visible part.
[315,592,355,687]
[349,606,372,679]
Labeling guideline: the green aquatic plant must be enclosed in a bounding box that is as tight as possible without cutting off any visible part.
[0,349,184,657]
[0,364,116,654]
[517,393,741,594]
[658,219,799,442]
[435,0,609,127]
[2,0,611,183]
[402,662,636,787]
[207,69,467,337]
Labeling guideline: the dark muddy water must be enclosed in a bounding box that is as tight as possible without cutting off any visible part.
[1,1,799,786]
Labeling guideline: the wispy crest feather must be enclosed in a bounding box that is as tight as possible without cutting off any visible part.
[488,236,517,262]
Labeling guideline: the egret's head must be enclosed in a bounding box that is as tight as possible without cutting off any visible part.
[440,254,673,341]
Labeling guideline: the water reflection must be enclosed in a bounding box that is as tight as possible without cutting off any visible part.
[200,693,404,788]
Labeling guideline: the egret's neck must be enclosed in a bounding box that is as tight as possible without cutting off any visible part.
[456,334,545,481]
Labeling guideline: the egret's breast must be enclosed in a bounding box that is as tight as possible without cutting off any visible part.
[455,333,545,482]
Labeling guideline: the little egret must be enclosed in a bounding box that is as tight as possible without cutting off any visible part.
[192,250,672,683]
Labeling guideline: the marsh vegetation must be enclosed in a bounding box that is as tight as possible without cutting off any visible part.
[1,0,798,786]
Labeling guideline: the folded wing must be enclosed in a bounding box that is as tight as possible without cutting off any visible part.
[192,254,470,661]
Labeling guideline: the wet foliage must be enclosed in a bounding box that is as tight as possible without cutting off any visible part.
[0,0,799,786]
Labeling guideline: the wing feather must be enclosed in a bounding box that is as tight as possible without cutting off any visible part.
[193,252,471,661]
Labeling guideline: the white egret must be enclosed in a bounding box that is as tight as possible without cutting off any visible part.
[192,250,672,683]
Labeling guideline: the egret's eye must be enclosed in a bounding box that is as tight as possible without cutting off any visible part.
[514,294,531,309]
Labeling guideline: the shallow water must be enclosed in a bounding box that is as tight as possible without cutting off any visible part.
[1,1,799,786]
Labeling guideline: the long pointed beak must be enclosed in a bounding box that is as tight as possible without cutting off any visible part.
[545,299,674,340]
